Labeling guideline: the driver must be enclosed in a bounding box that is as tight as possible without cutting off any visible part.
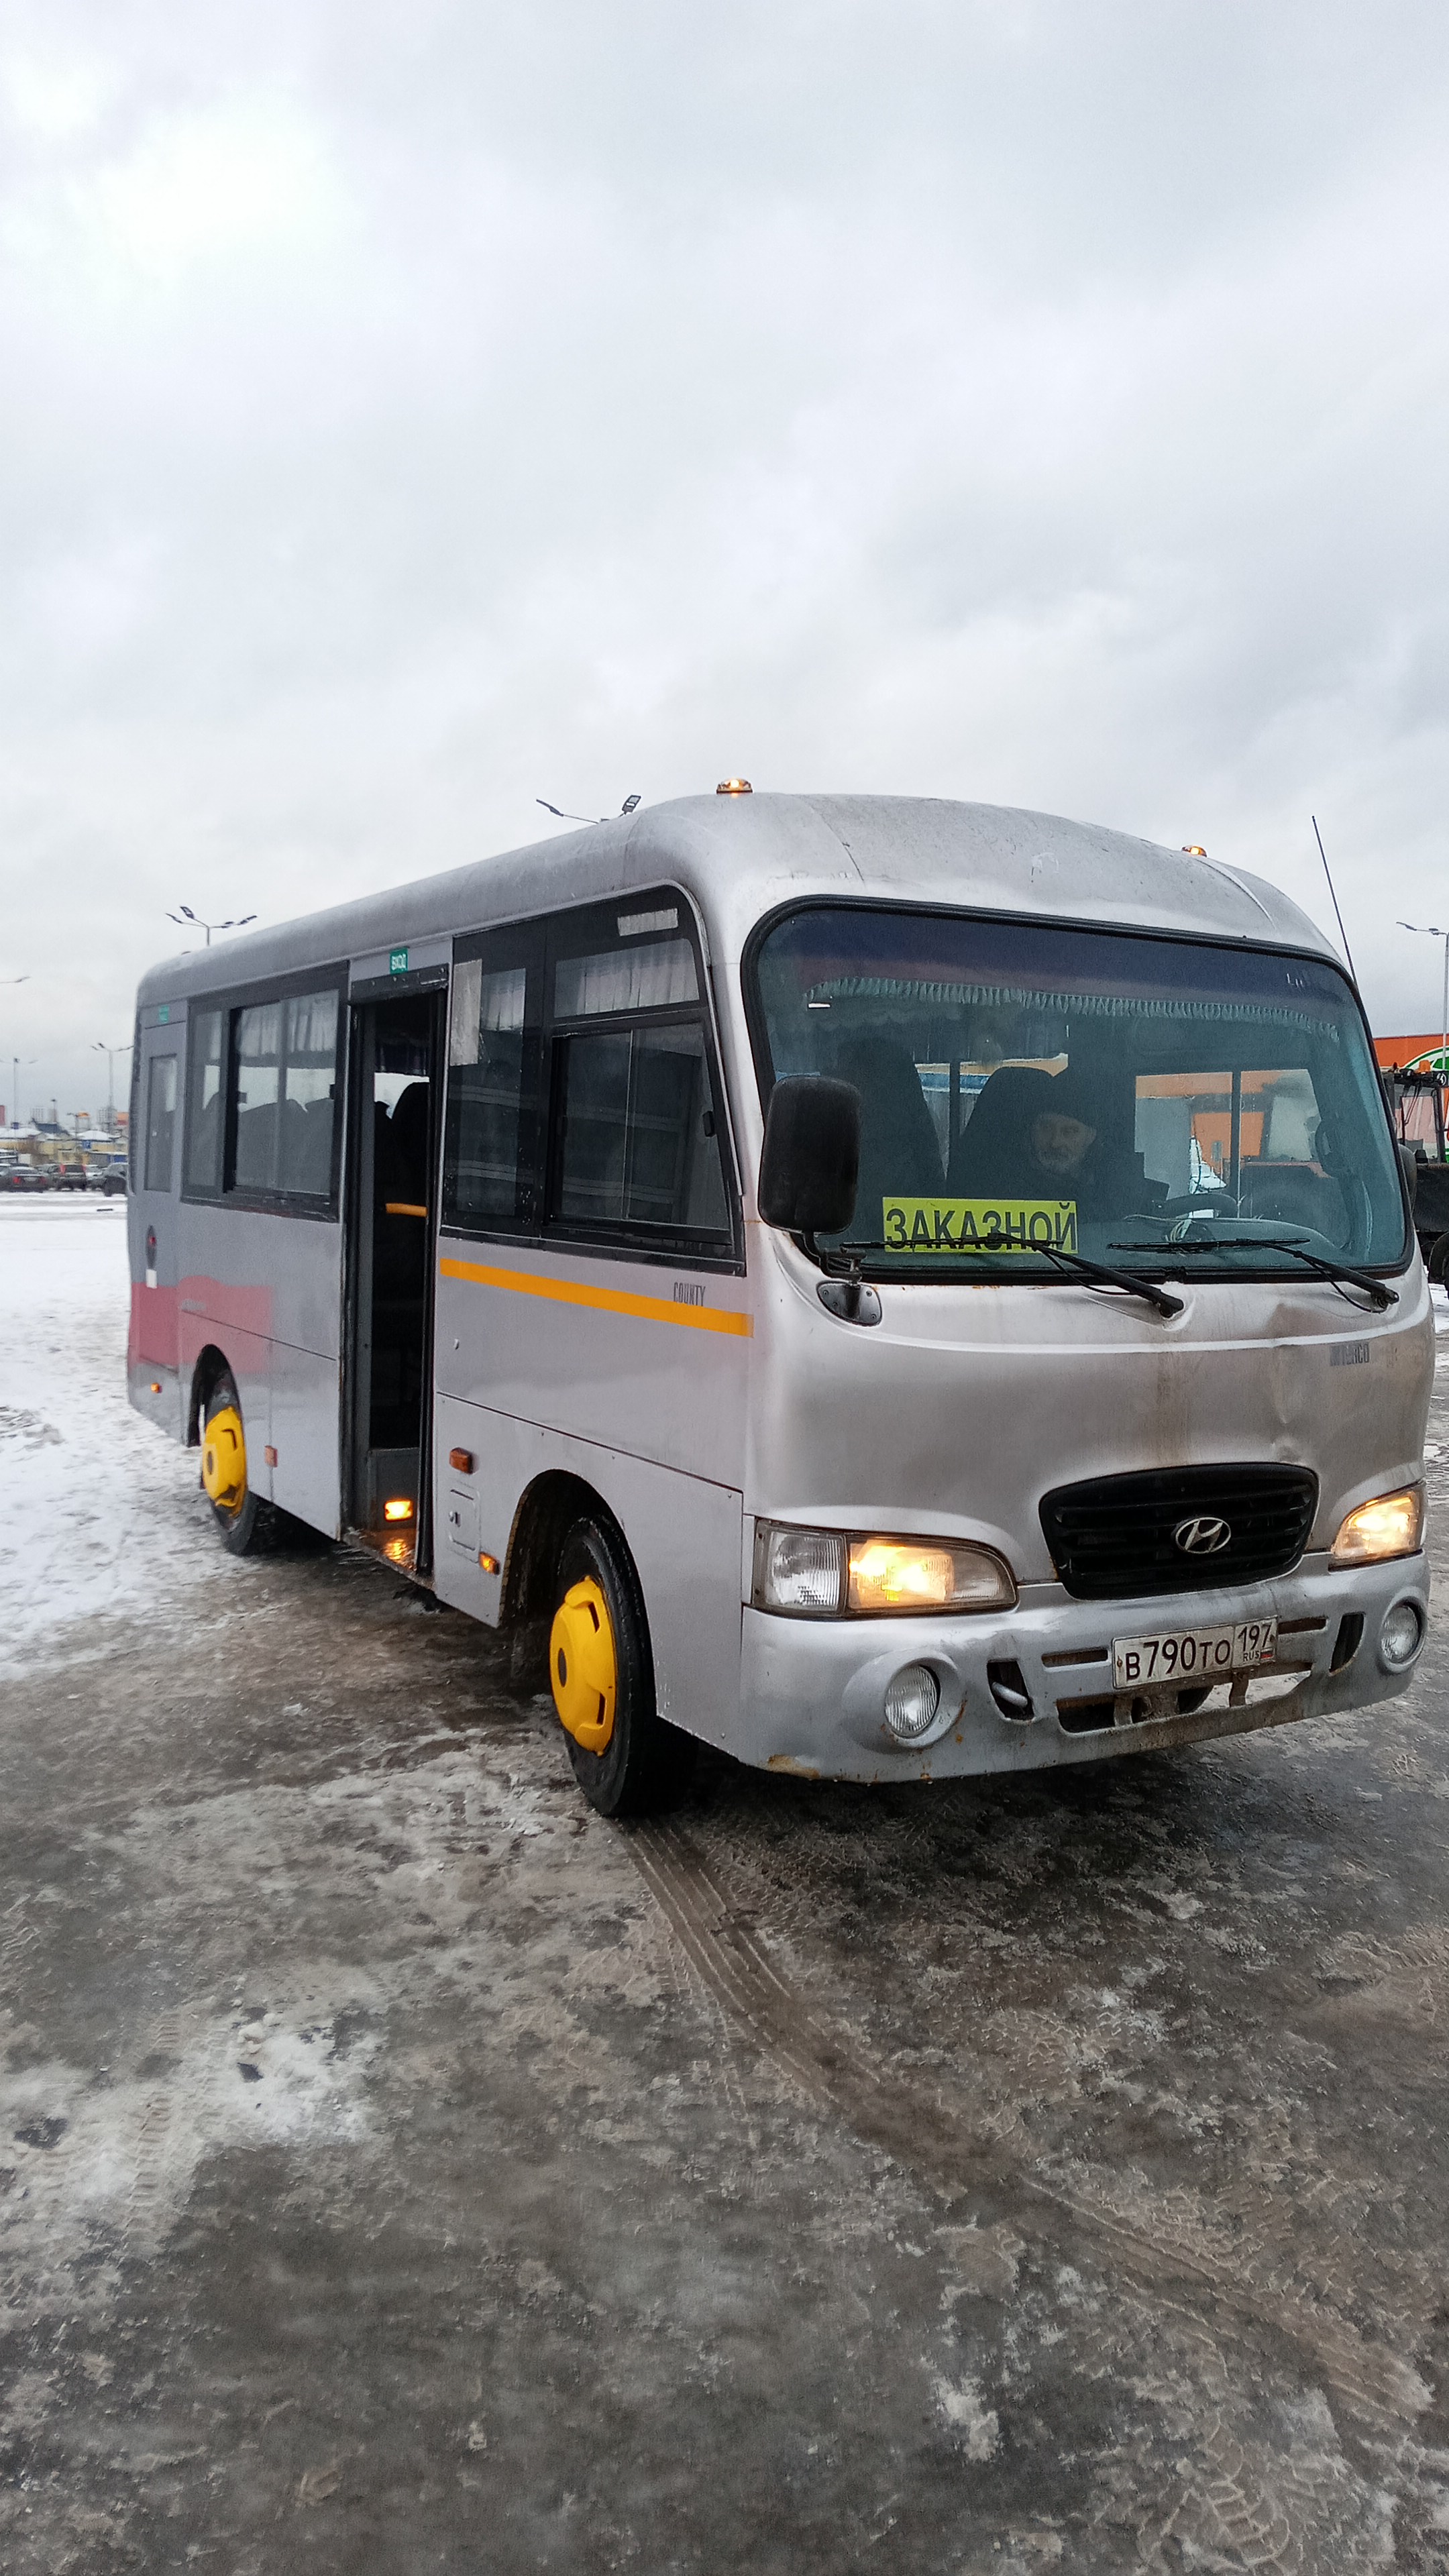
[1028,1070,1099,1187]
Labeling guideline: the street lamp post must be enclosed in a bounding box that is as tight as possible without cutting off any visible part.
[9,1057,36,1133]
[1398,920,1449,1099]
[166,904,256,948]
[92,1040,133,1133]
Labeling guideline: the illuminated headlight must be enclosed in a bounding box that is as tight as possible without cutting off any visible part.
[752,1521,1016,1617]
[1328,1485,1424,1566]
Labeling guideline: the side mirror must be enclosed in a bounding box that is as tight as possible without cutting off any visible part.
[758,1077,861,1237]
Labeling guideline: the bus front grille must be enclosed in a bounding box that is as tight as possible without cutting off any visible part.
[1039,1464,1318,1602]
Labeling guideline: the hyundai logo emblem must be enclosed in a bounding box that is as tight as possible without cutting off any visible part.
[1173,1515,1232,1555]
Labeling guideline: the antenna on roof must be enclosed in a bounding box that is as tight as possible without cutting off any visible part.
[1311,815,1359,987]
[537,795,643,826]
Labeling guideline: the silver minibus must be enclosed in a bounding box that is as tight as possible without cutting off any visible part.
[128,791,1433,1813]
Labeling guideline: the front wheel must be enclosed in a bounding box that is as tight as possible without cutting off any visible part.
[201,1373,273,1557]
[549,1517,695,1818]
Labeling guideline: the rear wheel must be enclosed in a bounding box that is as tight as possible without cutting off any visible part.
[1429,1232,1449,1285]
[200,1372,273,1557]
[549,1517,695,1818]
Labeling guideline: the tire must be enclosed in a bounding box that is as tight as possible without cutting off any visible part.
[1429,1233,1449,1286]
[549,1516,695,1819]
[201,1371,274,1558]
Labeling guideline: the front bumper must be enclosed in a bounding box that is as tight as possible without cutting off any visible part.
[735,1553,1430,1780]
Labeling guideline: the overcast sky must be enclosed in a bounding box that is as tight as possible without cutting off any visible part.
[3,0,1448,1124]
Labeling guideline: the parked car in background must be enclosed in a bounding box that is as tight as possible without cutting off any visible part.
[97,1167,127,1196]
[56,1162,89,1191]
[2,1164,48,1191]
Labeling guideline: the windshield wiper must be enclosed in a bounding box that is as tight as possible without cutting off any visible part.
[1110,1236,1398,1310]
[1036,1244,1183,1318]
[827,1234,1183,1319]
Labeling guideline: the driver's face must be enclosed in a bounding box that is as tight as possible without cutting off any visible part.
[1032,1110,1096,1175]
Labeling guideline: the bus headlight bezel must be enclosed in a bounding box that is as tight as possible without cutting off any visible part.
[752,1520,1017,1619]
[1328,1484,1425,1568]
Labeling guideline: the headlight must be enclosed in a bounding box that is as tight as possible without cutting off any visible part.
[1328,1484,1425,1566]
[753,1521,1016,1617]
[752,1523,846,1615]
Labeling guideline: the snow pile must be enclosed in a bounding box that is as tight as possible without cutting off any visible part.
[0,1200,210,1671]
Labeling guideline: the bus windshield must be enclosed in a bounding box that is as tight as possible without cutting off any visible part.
[749,905,1409,1281]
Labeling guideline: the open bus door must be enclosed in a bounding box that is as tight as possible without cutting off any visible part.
[343,969,448,1574]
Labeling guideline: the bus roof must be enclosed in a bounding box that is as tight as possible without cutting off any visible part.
[136,793,1341,1007]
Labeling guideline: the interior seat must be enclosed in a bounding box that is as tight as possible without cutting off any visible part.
[947,1065,1056,1196]
[830,1036,943,1236]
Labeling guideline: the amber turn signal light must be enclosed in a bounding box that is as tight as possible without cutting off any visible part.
[449,1447,474,1473]
[383,1497,415,1524]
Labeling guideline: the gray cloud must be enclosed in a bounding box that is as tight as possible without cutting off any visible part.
[2,0,1448,1122]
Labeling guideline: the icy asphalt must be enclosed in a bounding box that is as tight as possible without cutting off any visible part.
[2,1199,1448,2575]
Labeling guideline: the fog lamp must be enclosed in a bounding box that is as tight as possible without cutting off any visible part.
[1329,1485,1424,1566]
[883,1664,941,1741]
[1379,1599,1424,1670]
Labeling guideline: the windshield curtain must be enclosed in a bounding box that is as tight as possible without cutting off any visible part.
[748,905,1408,1277]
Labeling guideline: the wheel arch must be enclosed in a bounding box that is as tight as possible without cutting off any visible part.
[186,1345,235,1447]
[500,1468,631,1629]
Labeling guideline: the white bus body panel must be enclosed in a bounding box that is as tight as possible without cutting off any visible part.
[432,1245,749,1749]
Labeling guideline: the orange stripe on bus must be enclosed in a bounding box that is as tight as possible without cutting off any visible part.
[438,1255,753,1338]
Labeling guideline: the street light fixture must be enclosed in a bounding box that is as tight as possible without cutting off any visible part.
[1397,921,1449,1092]
[166,904,257,948]
[93,1038,133,1132]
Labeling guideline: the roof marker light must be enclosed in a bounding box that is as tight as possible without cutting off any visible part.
[1182,845,1208,857]
[716,777,753,795]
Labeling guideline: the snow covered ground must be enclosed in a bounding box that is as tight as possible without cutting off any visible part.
[0,1198,214,1673]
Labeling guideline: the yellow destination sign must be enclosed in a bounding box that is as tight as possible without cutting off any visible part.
[881,1197,1079,1252]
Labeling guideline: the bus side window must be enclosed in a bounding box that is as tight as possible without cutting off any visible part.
[184,1009,225,1195]
[227,985,340,1204]
[441,894,735,1257]
[552,1021,728,1234]
[444,943,541,1230]
[144,1055,179,1193]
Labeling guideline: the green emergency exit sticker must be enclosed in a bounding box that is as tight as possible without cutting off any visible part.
[389,947,409,977]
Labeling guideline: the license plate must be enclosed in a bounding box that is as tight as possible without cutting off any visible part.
[1111,1617,1277,1690]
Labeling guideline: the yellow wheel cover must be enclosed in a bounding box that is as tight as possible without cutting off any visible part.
[549,1576,617,1754]
[201,1405,247,1512]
